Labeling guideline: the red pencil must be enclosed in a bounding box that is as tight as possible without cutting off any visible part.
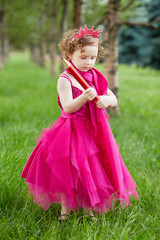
[61,58,99,101]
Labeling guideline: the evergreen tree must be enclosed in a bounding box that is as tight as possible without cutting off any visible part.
[147,0,160,69]
[118,0,160,69]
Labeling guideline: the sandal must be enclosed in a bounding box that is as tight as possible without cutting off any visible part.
[84,209,96,221]
[89,215,96,221]
[58,213,69,221]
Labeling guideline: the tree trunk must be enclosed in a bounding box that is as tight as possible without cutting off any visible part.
[73,0,83,28]
[60,0,69,72]
[104,0,121,116]
[30,43,36,62]
[0,9,4,70]
[60,0,68,38]
[2,35,9,65]
[29,16,46,67]
[38,15,46,67]
[50,0,57,75]
[29,43,40,66]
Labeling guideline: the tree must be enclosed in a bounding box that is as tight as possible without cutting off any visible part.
[60,0,69,72]
[73,0,83,28]
[99,0,160,115]
[2,0,47,68]
[103,0,121,116]
[50,0,57,75]
[28,1,47,67]
[0,1,9,71]
[145,0,160,69]
[118,26,140,65]
[38,15,46,67]
[0,9,4,70]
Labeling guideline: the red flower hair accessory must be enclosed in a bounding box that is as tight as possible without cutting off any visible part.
[72,25,102,41]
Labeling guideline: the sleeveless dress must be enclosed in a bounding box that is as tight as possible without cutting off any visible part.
[21,66,139,212]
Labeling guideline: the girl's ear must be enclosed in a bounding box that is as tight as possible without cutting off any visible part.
[67,52,72,60]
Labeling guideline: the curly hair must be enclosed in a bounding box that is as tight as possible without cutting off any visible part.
[58,29,104,62]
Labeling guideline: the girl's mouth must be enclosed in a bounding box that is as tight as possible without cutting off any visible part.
[83,67,90,70]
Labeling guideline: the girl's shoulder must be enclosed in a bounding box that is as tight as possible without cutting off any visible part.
[58,71,84,92]
[58,71,73,85]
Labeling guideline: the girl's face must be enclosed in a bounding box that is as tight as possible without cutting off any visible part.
[69,44,98,72]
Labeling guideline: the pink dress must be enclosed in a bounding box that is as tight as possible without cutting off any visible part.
[21,66,139,212]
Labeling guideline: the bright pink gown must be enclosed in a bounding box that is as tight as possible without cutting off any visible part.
[21,66,139,212]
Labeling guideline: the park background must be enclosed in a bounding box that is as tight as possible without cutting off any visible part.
[0,0,160,239]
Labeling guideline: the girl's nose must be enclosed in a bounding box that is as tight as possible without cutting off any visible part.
[86,58,91,65]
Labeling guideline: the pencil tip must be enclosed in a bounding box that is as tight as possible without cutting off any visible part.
[61,58,70,68]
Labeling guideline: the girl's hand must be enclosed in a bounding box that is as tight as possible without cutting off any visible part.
[95,95,110,109]
[82,87,97,101]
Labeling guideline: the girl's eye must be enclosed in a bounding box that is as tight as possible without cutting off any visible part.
[81,57,86,59]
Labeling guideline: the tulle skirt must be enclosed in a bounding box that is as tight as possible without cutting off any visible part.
[21,116,139,212]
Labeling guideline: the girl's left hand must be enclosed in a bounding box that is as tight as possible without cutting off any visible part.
[95,95,110,109]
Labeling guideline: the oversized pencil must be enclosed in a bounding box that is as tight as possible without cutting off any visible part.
[61,58,99,101]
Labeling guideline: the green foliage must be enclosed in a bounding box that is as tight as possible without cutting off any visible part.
[83,0,107,27]
[1,0,76,50]
[1,0,159,70]
[3,0,42,48]
[146,0,160,69]
[119,0,160,69]
[0,53,160,239]
[120,0,140,21]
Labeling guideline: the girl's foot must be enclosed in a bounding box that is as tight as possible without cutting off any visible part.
[58,213,69,221]
[89,215,96,221]
[84,209,96,221]
[58,208,70,221]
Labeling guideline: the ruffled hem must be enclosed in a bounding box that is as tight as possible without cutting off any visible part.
[26,181,139,212]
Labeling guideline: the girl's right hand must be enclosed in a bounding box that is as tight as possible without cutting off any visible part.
[82,87,97,101]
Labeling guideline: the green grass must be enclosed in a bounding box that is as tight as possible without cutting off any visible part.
[0,52,160,240]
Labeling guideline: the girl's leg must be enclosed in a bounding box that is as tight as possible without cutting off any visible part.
[61,205,70,215]
[59,204,70,220]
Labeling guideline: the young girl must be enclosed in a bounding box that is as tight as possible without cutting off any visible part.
[21,25,139,221]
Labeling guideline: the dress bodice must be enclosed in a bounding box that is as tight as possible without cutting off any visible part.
[57,86,86,109]
[57,85,91,119]
[57,70,96,119]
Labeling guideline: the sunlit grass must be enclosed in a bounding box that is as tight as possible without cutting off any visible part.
[0,52,160,240]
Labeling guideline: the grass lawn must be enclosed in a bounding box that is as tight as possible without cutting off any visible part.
[0,52,160,240]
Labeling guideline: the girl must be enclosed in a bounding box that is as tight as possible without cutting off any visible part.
[21,25,139,221]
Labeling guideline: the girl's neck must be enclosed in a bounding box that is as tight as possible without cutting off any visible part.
[69,60,91,74]
[66,60,93,83]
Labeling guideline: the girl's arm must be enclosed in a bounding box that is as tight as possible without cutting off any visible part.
[96,88,117,109]
[57,77,97,114]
